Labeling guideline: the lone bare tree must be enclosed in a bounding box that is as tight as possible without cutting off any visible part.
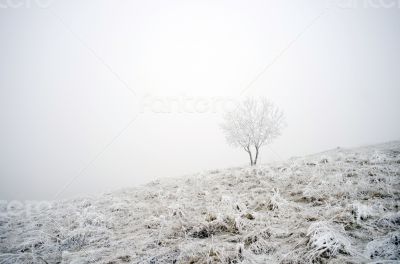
[221,98,285,166]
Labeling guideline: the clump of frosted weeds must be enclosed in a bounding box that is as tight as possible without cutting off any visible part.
[376,212,400,228]
[351,202,377,222]
[244,228,274,255]
[176,240,245,264]
[306,221,353,261]
[370,151,387,164]
[268,188,286,210]
[365,232,400,260]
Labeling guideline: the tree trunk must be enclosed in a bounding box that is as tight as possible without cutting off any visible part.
[254,147,259,165]
[247,150,254,166]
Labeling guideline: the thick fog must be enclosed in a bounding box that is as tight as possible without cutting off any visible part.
[1,0,399,200]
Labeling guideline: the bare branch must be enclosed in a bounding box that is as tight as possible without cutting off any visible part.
[220,97,285,165]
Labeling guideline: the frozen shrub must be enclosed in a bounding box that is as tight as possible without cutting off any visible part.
[190,224,212,239]
[190,216,240,239]
[268,188,286,210]
[144,216,161,229]
[365,232,400,260]
[244,229,273,255]
[306,221,353,261]
[370,151,386,164]
[351,202,376,222]
[376,212,400,228]
[320,157,329,164]
[216,244,245,263]
[205,212,217,222]
[168,203,186,218]
[60,229,89,251]
[176,242,208,263]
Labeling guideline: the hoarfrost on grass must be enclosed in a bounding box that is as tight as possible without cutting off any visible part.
[1,141,399,263]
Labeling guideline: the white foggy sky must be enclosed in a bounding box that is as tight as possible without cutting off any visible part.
[0,0,399,200]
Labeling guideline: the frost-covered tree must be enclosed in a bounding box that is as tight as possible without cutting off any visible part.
[221,98,285,166]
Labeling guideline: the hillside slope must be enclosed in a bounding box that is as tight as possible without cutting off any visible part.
[1,142,400,263]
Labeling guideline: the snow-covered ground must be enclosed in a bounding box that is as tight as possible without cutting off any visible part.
[1,141,400,263]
